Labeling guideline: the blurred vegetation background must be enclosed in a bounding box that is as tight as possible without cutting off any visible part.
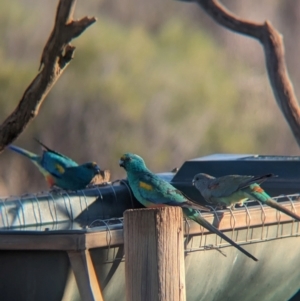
[0,0,299,194]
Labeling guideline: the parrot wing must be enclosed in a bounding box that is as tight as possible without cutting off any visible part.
[137,172,209,211]
[41,152,78,178]
[236,174,274,190]
[207,175,257,198]
[206,174,274,201]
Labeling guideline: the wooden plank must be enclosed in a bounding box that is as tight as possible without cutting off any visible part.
[124,207,186,301]
[68,250,104,301]
[0,230,123,251]
[85,229,123,249]
[0,233,85,250]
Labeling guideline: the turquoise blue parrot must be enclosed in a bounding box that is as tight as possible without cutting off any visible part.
[193,173,300,221]
[119,153,258,262]
[8,140,101,190]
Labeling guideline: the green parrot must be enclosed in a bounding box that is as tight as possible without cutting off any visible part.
[8,140,101,190]
[193,173,300,221]
[119,153,258,262]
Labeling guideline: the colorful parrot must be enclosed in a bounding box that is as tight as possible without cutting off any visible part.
[119,153,258,262]
[8,140,101,190]
[193,173,300,221]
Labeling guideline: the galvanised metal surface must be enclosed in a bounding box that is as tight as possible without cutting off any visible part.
[0,181,140,231]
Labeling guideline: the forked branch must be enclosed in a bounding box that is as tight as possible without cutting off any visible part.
[0,0,96,152]
[188,0,300,146]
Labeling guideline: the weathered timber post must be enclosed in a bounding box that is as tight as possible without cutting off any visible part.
[124,207,186,301]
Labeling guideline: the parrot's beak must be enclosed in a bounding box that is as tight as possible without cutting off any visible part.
[93,165,101,174]
[91,162,101,174]
[192,179,195,186]
[119,159,124,167]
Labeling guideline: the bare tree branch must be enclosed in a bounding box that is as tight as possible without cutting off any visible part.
[0,0,96,152]
[190,0,300,146]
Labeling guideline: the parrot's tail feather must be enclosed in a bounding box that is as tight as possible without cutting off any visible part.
[265,199,300,221]
[34,138,71,159]
[34,138,52,151]
[8,145,39,161]
[252,174,275,183]
[194,214,258,262]
[180,191,210,212]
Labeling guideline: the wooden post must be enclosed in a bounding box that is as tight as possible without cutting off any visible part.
[124,207,186,301]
